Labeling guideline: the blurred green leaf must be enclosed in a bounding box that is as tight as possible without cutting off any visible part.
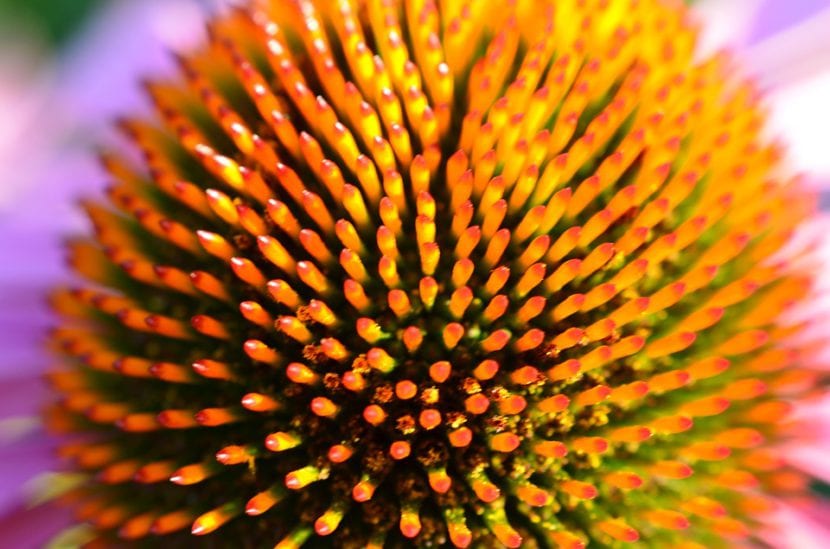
[0,0,104,48]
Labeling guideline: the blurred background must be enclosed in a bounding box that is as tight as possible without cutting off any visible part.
[0,0,222,226]
[0,0,103,48]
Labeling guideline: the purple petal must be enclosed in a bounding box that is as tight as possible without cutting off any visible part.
[750,0,830,43]
[0,436,62,516]
[0,376,51,419]
[0,503,73,548]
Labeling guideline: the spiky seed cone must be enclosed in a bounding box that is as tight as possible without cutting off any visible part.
[48,0,821,547]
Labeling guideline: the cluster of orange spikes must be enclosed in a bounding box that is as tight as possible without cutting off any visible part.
[46,0,823,547]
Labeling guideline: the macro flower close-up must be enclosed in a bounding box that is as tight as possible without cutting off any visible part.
[1,0,829,547]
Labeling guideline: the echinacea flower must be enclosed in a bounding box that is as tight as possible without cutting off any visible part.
[2,0,829,547]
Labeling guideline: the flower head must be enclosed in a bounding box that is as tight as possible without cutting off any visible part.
[47,0,824,547]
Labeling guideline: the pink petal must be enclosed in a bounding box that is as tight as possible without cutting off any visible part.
[0,502,73,548]
[765,502,830,548]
